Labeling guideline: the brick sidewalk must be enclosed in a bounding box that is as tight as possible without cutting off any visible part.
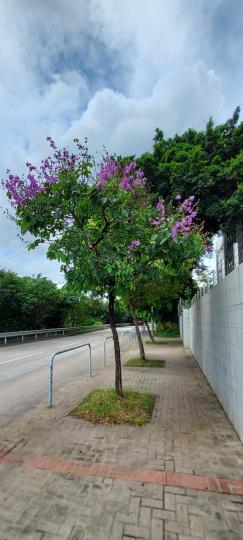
[0,338,243,539]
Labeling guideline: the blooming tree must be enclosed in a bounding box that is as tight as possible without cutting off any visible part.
[3,139,203,395]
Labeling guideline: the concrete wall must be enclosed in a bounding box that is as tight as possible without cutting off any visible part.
[181,263,243,441]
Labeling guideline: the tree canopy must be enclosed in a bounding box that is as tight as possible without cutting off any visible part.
[137,107,243,234]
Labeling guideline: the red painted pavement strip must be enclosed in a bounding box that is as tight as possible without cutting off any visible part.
[1,452,243,496]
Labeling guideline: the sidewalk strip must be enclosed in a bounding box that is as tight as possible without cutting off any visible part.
[1,452,243,496]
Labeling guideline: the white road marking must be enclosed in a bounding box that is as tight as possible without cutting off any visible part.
[0,352,43,366]
[0,331,111,366]
[57,341,88,349]
[56,337,102,349]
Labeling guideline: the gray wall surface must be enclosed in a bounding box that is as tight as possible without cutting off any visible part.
[180,263,243,441]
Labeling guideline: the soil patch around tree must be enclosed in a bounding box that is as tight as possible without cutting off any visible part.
[125,357,166,368]
[69,388,156,425]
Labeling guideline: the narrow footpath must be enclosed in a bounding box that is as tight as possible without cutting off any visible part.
[0,337,243,540]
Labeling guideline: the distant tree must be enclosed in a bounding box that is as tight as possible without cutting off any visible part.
[21,274,64,329]
[0,270,25,331]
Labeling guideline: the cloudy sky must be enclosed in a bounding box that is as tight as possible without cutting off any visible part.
[0,0,242,283]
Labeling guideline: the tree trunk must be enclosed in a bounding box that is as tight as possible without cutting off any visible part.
[130,302,146,361]
[108,291,123,396]
[145,320,155,343]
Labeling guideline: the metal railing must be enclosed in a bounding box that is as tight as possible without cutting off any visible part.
[238,232,243,265]
[0,325,110,345]
[103,336,113,366]
[103,329,136,366]
[48,342,92,407]
[225,245,234,276]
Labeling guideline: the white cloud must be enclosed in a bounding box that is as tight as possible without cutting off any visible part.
[64,61,223,156]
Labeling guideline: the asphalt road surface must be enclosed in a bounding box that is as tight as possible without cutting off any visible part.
[0,327,131,429]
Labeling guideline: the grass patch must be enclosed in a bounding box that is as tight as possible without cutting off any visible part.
[125,357,166,368]
[155,328,179,337]
[70,388,155,425]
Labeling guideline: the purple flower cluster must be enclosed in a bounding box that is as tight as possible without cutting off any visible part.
[96,159,146,191]
[40,145,78,185]
[4,162,43,206]
[128,239,141,251]
[3,137,79,207]
[119,161,146,191]
[96,159,119,189]
[171,195,197,239]
[150,199,166,226]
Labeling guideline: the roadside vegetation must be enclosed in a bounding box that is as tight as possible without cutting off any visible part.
[0,269,131,331]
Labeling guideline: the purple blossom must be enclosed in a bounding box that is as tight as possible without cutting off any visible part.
[96,158,119,189]
[150,198,166,227]
[150,218,164,226]
[3,137,84,207]
[119,162,146,191]
[96,158,146,192]
[172,195,198,239]
[124,161,137,174]
[128,239,141,251]
[175,194,181,200]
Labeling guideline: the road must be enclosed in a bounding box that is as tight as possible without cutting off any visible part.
[0,328,131,429]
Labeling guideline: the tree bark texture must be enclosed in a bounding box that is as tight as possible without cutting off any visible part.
[145,320,155,343]
[130,302,146,360]
[108,291,123,396]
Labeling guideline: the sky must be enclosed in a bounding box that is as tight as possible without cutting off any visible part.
[0,0,243,283]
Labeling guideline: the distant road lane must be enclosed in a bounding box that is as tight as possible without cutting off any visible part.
[0,328,128,428]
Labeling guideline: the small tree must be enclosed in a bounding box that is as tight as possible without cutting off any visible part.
[3,140,204,394]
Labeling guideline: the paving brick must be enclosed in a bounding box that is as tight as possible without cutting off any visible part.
[19,533,45,540]
[164,494,176,511]
[67,527,85,540]
[115,512,138,525]
[189,515,206,537]
[165,487,186,495]
[178,536,195,540]
[175,503,188,524]
[152,509,175,521]
[141,498,163,509]
[124,524,150,539]
[165,519,183,534]
[139,506,151,527]
[58,516,77,537]
[164,533,178,540]
[151,517,163,540]
[109,521,124,540]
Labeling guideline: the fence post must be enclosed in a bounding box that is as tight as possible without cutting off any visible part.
[48,357,54,408]
[88,344,92,376]
[233,242,239,268]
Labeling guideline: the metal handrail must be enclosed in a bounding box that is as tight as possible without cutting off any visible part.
[121,329,130,346]
[103,336,113,366]
[0,325,110,345]
[48,342,92,407]
[103,329,136,366]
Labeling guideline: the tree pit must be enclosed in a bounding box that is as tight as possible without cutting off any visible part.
[70,388,155,425]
